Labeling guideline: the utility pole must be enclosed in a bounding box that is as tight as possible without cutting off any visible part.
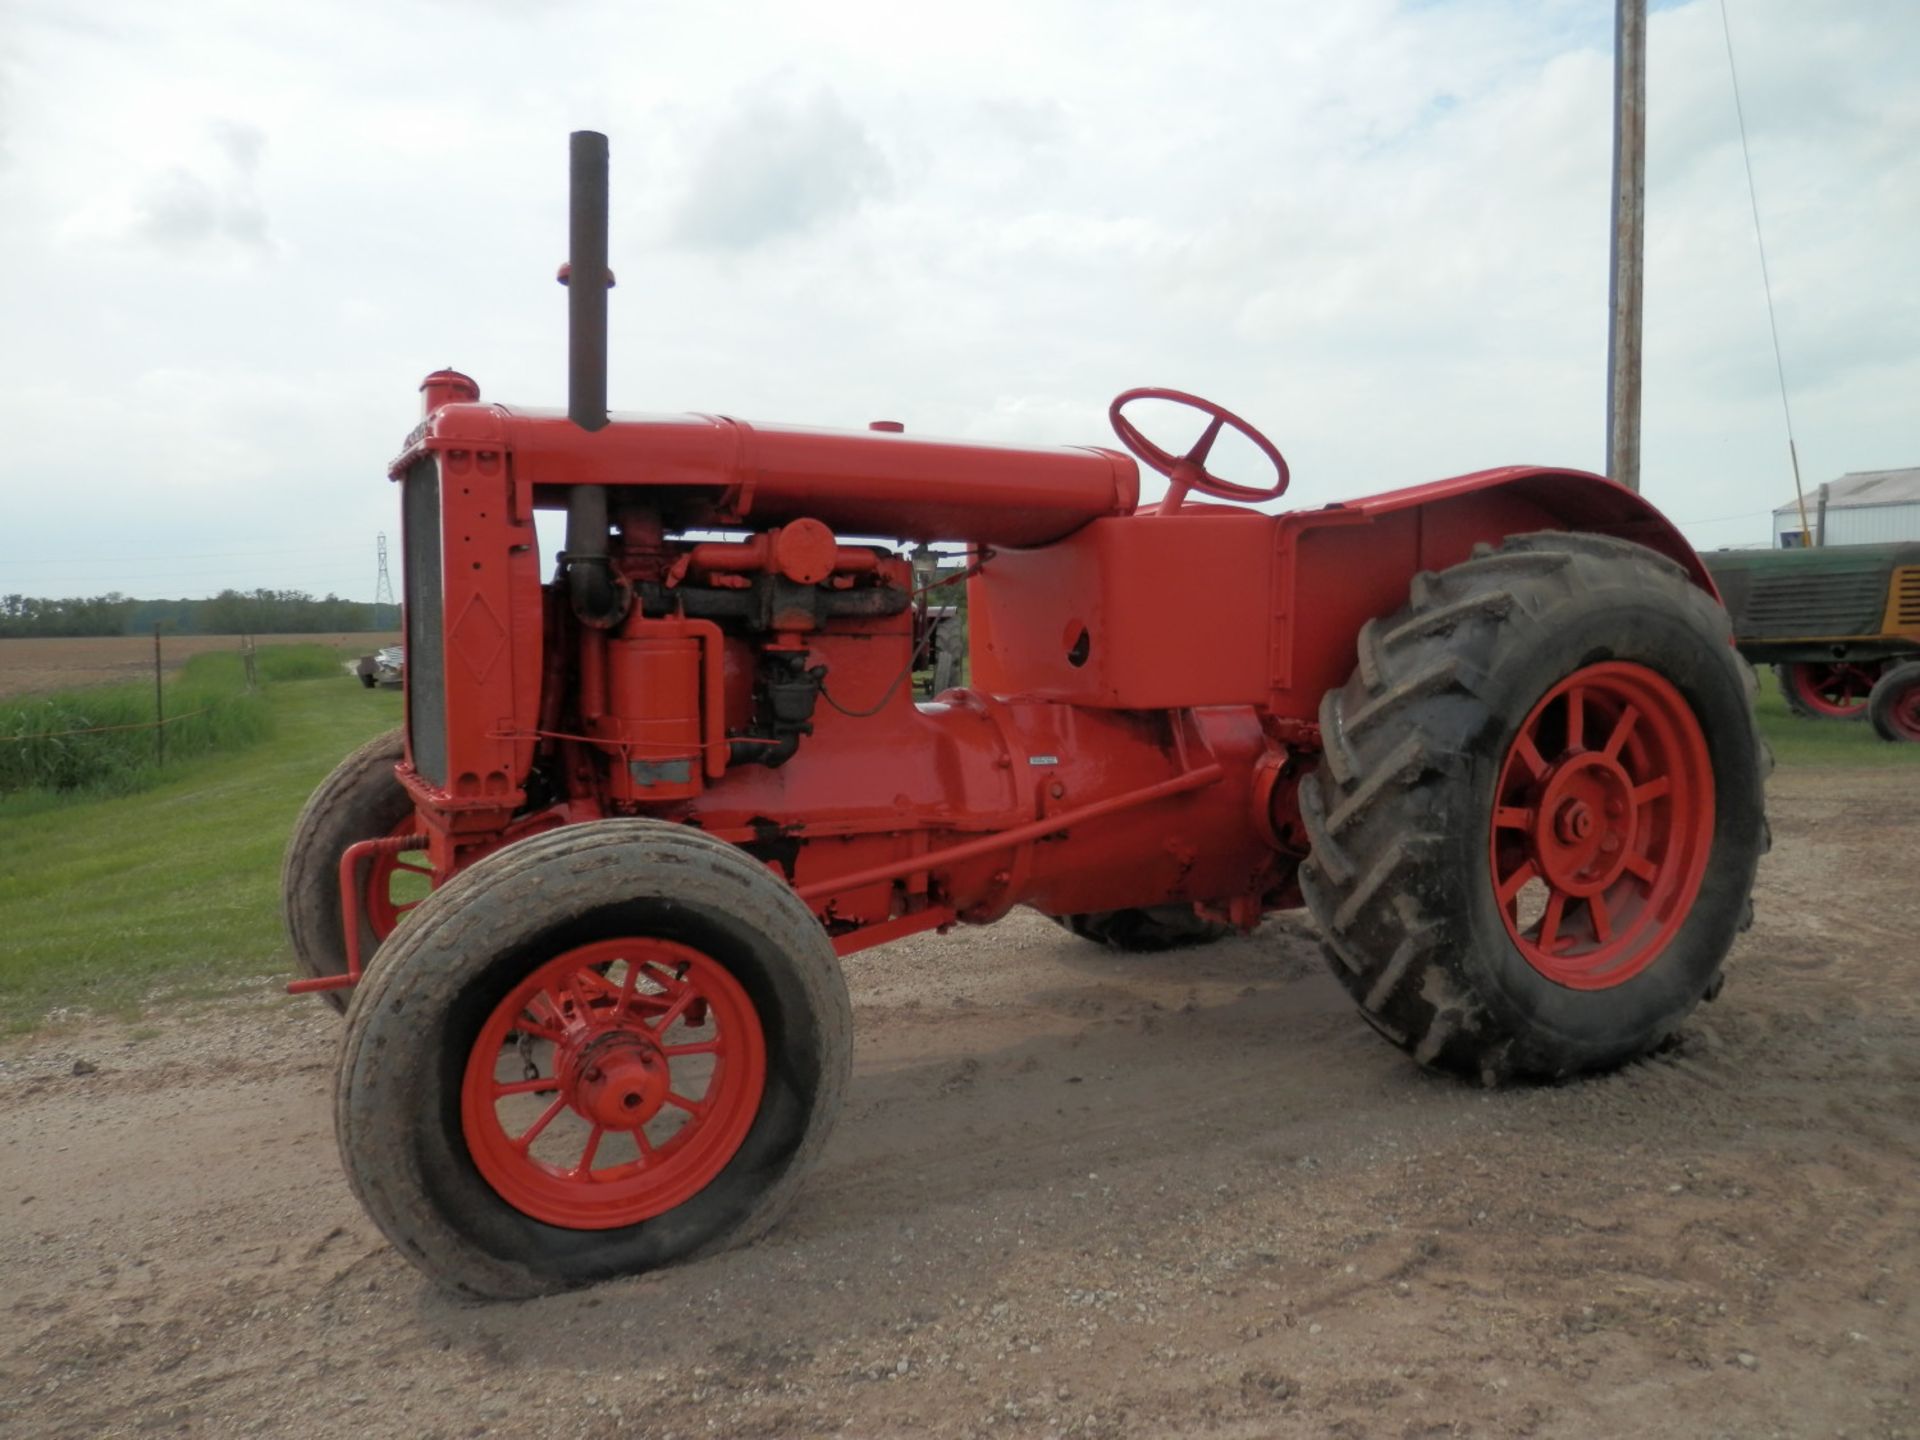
[1606,0,1647,492]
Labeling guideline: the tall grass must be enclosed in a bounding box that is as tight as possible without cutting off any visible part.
[254,643,353,682]
[0,678,404,1028]
[0,642,349,797]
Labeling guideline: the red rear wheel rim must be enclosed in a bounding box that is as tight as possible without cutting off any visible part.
[460,938,766,1229]
[364,817,432,938]
[1489,662,1715,990]
[1785,661,1878,717]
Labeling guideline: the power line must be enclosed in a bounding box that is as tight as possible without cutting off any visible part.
[1719,0,1812,544]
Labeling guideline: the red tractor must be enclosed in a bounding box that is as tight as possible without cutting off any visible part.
[285,135,1767,1299]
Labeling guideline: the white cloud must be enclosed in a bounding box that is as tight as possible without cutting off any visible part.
[0,0,1914,601]
[667,86,891,250]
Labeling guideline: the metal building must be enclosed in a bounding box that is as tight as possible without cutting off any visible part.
[1773,468,1920,548]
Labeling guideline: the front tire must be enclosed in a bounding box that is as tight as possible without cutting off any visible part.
[334,819,852,1300]
[1300,533,1768,1083]
[1867,660,1920,743]
[281,727,419,1012]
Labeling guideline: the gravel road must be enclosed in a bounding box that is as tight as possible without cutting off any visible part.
[2,766,1915,1438]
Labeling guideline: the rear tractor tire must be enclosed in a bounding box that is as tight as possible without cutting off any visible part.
[1867,660,1920,743]
[1775,660,1881,721]
[334,819,853,1300]
[281,727,424,1012]
[1054,906,1233,953]
[1300,533,1768,1084]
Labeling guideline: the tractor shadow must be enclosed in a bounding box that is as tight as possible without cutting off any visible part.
[401,915,1527,1354]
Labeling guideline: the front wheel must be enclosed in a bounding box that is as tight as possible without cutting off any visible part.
[334,819,852,1300]
[1867,660,1920,743]
[281,728,425,1012]
[1300,533,1768,1083]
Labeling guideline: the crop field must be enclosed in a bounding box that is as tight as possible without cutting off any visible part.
[0,631,400,700]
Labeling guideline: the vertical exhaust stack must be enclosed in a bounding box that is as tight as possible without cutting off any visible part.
[563,129,622,624]
[567,130,611,432]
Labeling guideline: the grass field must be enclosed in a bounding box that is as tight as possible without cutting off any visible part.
[0,662,1915,1032]
[0,673,400,1029]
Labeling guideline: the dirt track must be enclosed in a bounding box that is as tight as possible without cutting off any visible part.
[2,766,1916,1439]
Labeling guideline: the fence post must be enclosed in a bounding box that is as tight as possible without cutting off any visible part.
[153,624,165,768]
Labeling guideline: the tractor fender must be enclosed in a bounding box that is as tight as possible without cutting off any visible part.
[1269,466,1718,715]
[1284,465,1714,596]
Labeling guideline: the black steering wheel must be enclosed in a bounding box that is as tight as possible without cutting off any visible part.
[1108,387,1289,515]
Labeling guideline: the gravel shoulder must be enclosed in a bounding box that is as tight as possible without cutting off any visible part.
[2,766,1916,1439]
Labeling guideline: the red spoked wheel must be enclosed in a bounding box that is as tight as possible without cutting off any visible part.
[1300,533,1766,1082]
[1885,687,1920,740]
[1490,662,1716,990]
[1868,660,1920,743]
[461,938,766,1229]
[364,817,433,937]
[1778,661,1881,719]
[337,819,849,1298]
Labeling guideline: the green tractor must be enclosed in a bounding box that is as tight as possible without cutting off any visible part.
[1703,542,1920,742]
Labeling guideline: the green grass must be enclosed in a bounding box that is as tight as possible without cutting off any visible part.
[0,676,400,1030]
[0,644,348,799]
[252,643,353,682]
[1752,666,1920,768]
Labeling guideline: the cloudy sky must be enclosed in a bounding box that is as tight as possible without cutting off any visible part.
[2,0,1915,603]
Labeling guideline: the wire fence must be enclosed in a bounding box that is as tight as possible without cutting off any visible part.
[0,632,283,794]
[0,635,262,739]
[0,708,213,744]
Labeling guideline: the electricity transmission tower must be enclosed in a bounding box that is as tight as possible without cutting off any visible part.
[374,533,398,626]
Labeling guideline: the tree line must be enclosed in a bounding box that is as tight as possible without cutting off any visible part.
[0,590,402,639]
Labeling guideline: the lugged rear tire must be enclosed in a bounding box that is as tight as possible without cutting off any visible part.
[1053,906,1233,953]
[335,819,852,1300]
[1299,533,1768,1084]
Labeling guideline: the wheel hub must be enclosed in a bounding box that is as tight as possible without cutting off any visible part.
[1534,756,1634,896]
[566,1031,671,1128]
[1553,798,1593,842]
